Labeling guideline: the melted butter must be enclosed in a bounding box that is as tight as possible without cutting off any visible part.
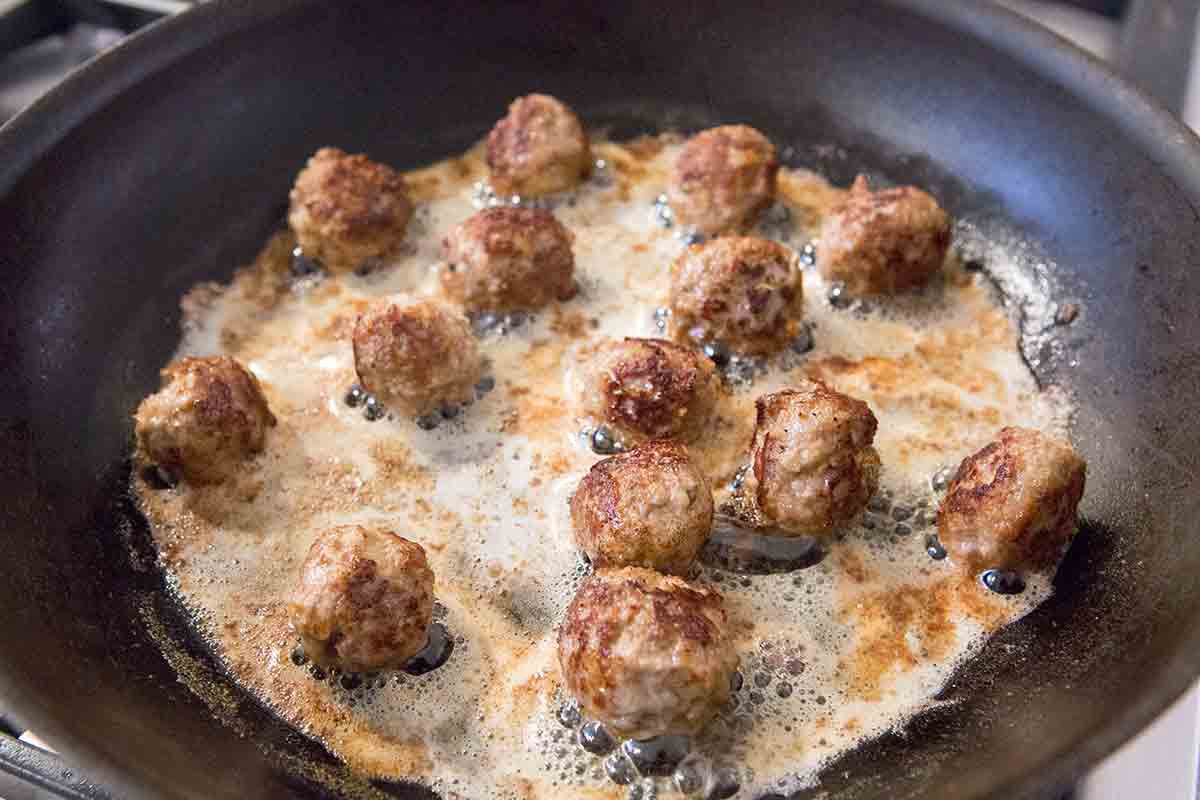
[134,135,1073,799]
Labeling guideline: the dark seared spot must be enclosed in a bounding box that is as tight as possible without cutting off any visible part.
[942,443,1017,517]
[649,588,717,644]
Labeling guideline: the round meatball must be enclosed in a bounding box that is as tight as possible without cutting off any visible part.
[288,525,435,672]
[352,297,483,417]
[576,338,720,446]
[817,175,952,295]
[486,94,591,197]
[669,236,803,355]
[745,382,880,537]
[667,125,779,236]
[134,356,276,485]
[287,147,414,274]
[441,207,576,311]
[938,427,1086,573]
[571,441,714,576]
[558,567,737,739]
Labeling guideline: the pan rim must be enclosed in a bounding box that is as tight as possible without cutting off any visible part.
[1,0,1199,797]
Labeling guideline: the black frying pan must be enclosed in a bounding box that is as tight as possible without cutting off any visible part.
[2,1,1200,798]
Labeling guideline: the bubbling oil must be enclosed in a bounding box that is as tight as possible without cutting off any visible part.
[133,134,1075,799]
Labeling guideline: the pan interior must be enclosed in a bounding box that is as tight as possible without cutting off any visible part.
[0,2,1199,799]
[129,130,1075,799]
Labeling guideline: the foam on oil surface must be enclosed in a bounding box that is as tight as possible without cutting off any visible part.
[134,135,1074,799]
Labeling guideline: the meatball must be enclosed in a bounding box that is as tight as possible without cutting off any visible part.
[486,94,591,197]
[571,441,714,576]
[667,125,779,236]
[441,207,576,312]
[817,175,952,295]
[134,356,276,485]
[287,147,414,274]
[352,296,483,417]
[938,427,1086,573]
[558,567,738,739]
[288,525,435,672]
[745,382,880,537]
[669,236,804,355]
[576,338,720,446]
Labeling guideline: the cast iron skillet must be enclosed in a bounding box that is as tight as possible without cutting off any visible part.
[2,1,1200,798]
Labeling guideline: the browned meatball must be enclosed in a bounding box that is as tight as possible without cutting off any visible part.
[558,567,737,739]
[570,441,713,576]
[352,297,483,417]
[486,94,591,198]
[745,382,880,537]
[817,175,952,295]
[134,356,276,485]
[287,147,414,274]
[441,207,576,312]
[288,525,434,672]
[938,427,1086,573]
[669,236,803,355]
[575,338,720,446]
[667,125,779,236]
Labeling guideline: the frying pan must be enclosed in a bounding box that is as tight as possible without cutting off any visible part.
[2,1,1200,798]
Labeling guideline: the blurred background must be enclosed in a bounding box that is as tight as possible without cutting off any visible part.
[1,0,1198,798]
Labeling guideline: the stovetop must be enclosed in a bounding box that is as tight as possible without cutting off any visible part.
[1,1,1197,798]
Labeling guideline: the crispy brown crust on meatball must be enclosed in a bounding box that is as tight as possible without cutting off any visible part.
[288,525,434,672]
[486,94,591,197]
[667,125,779,236]
[577,338,720,445]
[668,235,803,355]
[746,382,879,537]
[352,297,483,417]
[938,427,1086,572]
[557,567,737,738]
[441,206,576,312]
[287,147,414,274]
[570,441,714,575]
[134,355,276,485]
[817,175,951,295]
